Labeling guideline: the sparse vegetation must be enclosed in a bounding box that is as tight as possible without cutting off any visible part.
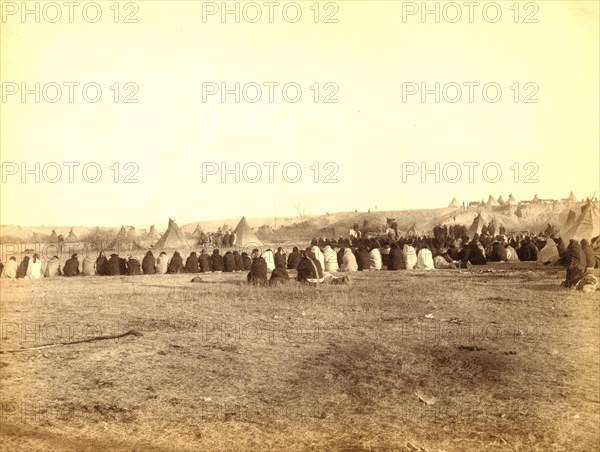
[1,263,598,451]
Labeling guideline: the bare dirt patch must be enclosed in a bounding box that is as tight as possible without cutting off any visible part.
[1,264,598,451]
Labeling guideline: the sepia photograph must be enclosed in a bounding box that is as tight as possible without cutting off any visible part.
[1,1,599,450]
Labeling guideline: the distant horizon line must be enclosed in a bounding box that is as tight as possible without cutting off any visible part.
[2,197,595,230]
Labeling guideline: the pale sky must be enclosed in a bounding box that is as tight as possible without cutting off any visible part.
[1,1,598,227]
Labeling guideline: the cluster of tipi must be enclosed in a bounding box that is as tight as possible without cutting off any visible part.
[46,228,79,244]
[94,217,263,251]
[466,200,599,241]
[448,194,517,208]
[447,191,579,208]
[560,201,600,241]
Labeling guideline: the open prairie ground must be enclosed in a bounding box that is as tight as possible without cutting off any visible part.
[1,263,598,451]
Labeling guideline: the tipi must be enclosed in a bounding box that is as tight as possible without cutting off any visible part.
[189,223,203,239]
[567,191,578,203]
[146,225,160,240]
[448,197,460,208]
[563,210,577,230]
[468,214,485,237]
[88,226,104,242]
[128,226,139,239]
[232,217,263,247]
[109,225,142,250]
[153,219,190,249]
[507,194,517,205]
[48,229,59,243]
[532,194,541,203]
[485,195,499,207]
[497,195,505,205]
[406,223,418,236]
[64,228,79,243]
[561,202,600,241]
[87,226,108,250]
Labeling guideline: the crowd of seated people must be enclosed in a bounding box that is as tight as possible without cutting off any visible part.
[2,225,597,292]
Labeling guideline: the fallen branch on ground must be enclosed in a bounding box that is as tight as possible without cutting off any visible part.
[0,330,143,354]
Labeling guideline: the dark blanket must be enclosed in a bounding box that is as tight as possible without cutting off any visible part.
[107,256,121,275]
[388,246,403,270]
[167,252,184,274]
[234,252,244,271]
[489,243,507,262]
[296,257,324,283]
[223,252,236,272]
[242,254,252,271]
[581,240,596,268]
[96,256,108,275]
[564,241,588,268]
[211,252,224,272]
[270,267,289,286]
[563,242,587,287]
[337,248,345,267]
[185,253,199,273]
[199,253,212,272]
[274,252,287,269]
[247,257,268,286]
[381,250,389,268]
[355,248,370,271]
[119,258,128,275]
[16,257,29,278]
[142,252,156,274]
[463,243,486,265]
[63,257,80,277]
[287,250,301,269]
[127,258,142,275]
[517,242,538,261]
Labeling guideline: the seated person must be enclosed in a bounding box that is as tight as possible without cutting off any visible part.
[247,249,268,286]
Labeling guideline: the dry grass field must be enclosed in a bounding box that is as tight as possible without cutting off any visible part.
[1,262,598,451]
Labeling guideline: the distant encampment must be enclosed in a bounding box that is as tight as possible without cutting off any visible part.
[153,219,190,249]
